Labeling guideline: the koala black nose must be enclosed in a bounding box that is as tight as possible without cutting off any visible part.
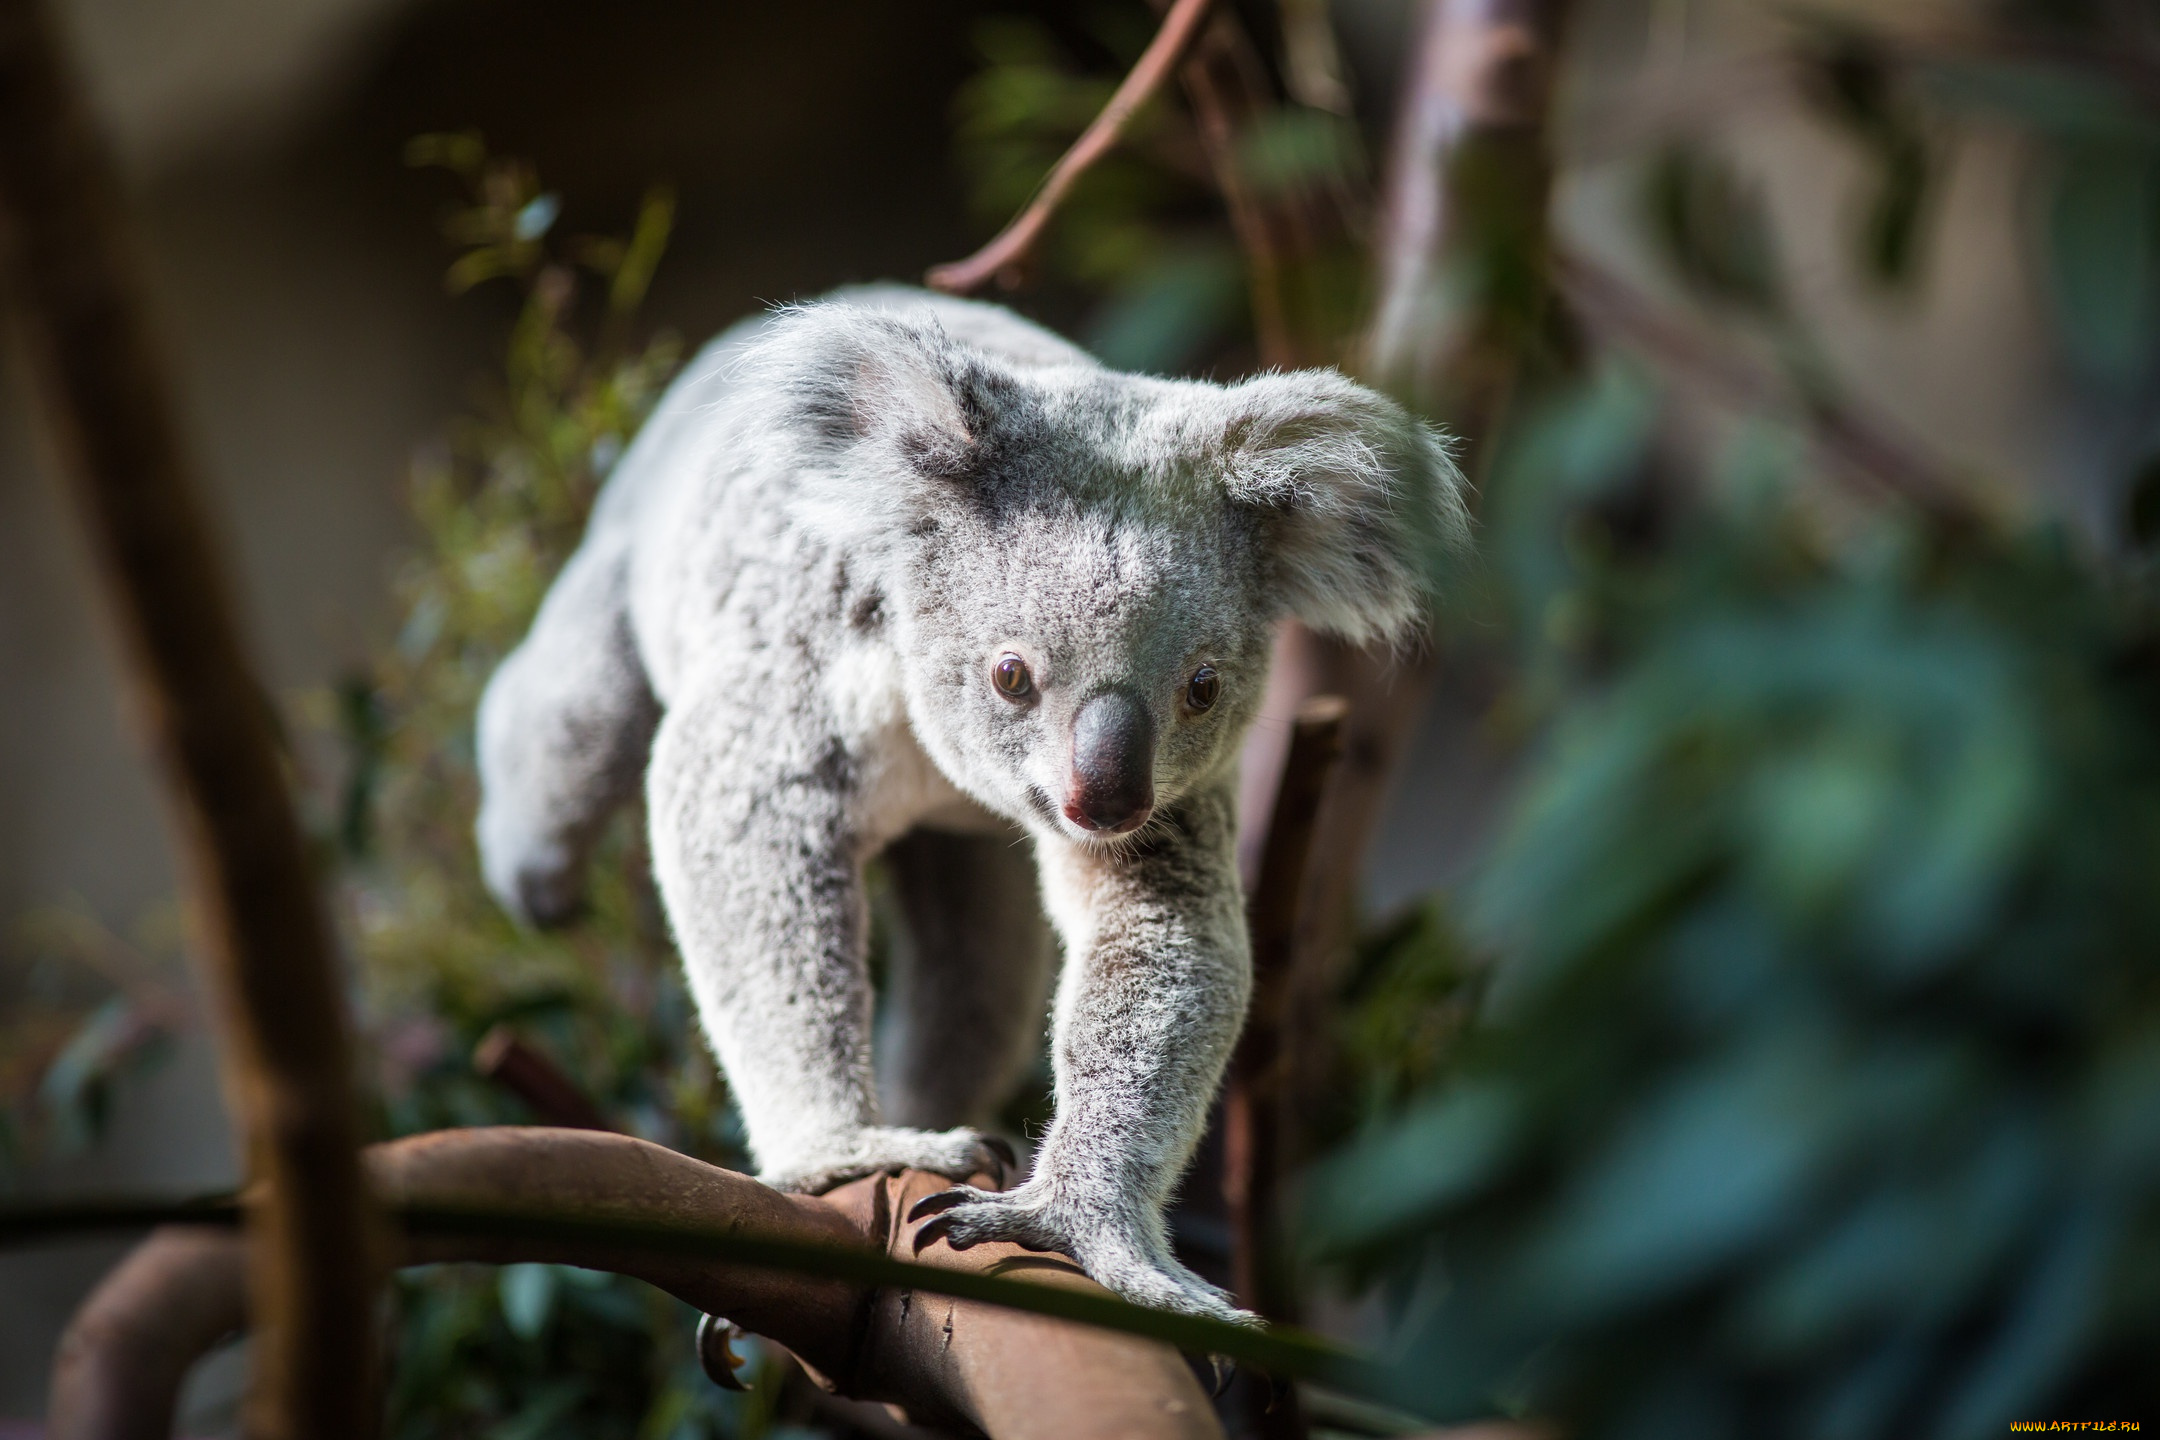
[1065,690,1155,835]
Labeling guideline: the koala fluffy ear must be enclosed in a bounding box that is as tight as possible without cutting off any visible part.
[751,303,980,482]
[1215,371,1470,649]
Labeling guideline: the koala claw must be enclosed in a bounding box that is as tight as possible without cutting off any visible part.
[904,1183,1261,1327]
[907,1184,1053,1255]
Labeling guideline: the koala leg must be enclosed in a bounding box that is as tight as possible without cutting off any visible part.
[475,534,658,928]
[908,783,1257,1324]
[648,682,1007,1195]
[877,826,1056,1131]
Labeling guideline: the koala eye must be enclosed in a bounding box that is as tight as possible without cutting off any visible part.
[1185,665,1220,713]
[992,653,1034,700]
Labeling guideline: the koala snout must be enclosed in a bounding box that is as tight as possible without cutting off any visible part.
[1064,690,1155,835]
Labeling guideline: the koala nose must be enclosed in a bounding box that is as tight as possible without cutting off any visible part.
[1064,690,1155,835]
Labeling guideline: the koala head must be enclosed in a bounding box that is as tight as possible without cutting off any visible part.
[752,300,1467,844]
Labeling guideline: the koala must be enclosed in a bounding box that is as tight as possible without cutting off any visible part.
[474,285,1464,1322]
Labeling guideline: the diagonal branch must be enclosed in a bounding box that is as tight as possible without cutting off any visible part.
[926,0,1214,295]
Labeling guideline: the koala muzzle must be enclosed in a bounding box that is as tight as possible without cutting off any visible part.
[1064,690,1155,835]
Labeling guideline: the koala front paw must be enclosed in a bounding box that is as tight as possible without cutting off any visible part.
[907,1182,1259,1326]
[758,1126,1014,1195]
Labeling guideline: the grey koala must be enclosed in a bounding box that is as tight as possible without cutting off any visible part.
[474,285,1464,1321]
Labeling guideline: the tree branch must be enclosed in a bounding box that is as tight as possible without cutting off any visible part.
[1150,0,1373,373]
[42,1130,1326,1440]
[0,2,380,1435]
[49,1227,248,1440]
[926,0,1215,295]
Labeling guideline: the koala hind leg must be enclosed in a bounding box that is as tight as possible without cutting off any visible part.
[475,533,657,928]
[877,827,1055,1131]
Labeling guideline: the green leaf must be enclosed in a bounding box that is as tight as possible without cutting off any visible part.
[609,187,676,319]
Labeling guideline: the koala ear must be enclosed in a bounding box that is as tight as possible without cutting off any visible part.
[1215,371,1470,648]
[751,302,980,481]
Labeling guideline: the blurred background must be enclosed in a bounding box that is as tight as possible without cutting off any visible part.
[4,0,2158,1435]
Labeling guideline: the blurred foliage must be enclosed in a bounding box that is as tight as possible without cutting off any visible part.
[316,136,795,1440]
[952,9,1233,375]
[1898,2,2160,384]
[1286,4,2160,1438]
[0,905,190,1178]
[950,4,1369,373]
[1799,25,1941,294]
[1313,473,2160,1434]
[1642,145,1784,318]
[1329,898,1481,1129]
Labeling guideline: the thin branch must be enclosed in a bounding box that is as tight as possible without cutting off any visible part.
[925,0,1215,295]
[0,1,380,1436]
[1177,10,1299,367]
[1224,696,1349,1440]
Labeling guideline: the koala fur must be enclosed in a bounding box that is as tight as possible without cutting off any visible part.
[475,285,1465,1321]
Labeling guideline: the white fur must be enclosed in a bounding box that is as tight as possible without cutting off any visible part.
[474,285,1464,1321]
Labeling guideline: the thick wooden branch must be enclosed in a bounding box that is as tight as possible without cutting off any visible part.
[49,1130,1223,1440]
[0,2,379,1436]
[926,0,1215,295]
